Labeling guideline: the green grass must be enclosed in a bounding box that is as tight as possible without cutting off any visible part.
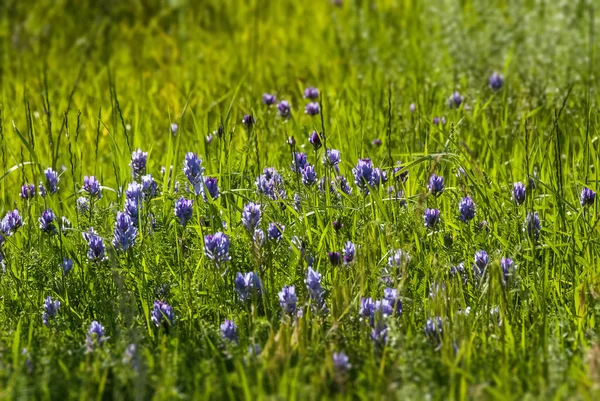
[1,0,600,399]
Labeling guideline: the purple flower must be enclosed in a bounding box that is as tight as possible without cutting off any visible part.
[336,175,353,195]
[151,300,175,328]
[44,167,59,194]
[305,102,320,116]
[183,152,205,196]
[86,321,107,350]
[220,320,238,342]
[242,202,261,233]
[82,228,106,262]
[525,212,541,240]
[76,196,89,214]
[287,136,296,147]
[42,296,61,327]
[304,87,319,99]
[234,272,262,301]
[255,168,286,201]
[343,241,355,264]
[425,317,443,343]
[328,251,341,266]
[301,165,318,186]
[20,184,35,200]
[372,168,387,186]
[291,152,309,173]
[263,93,277,106]
[393,161,409,183]
[124,198,140,225]
[126,182,144,204]
[580,187,596,207]
[448,91,463,109]
[501,257,514,284]
[388,249,411,269]
[242,114,255,127]
[427,174,445,197]
[130,149,148,179]
[372,138,382,147]
[278,285,297,314]
[60,258,73,275]
[458,196,476,222]
[423,208,440,229]
[352,158,374,194]
[204,232,231,264]
[489,72,504,90]
[332,352,351,372]
[433,117,440,125]
[360,297,376,318]
[112,212,137,251]
[83,176,102,199]
[383,288,402,314]
[204,177,219,200]
[174,197,193,226]
[1,209,22,236]
[267,222,284,242]
[171,123,178,134]
[305,267,325,306]
[473,250,488,278]
[308,131,322,150]
[323,148,341,171]
[253,229,265,247]
[513,182,526,206]
[409,103,416,113]
[141,174,158,200]
[38,209,57,234]
[277,101,291,118]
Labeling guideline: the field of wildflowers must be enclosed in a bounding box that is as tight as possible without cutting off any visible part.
[1,0,600,399]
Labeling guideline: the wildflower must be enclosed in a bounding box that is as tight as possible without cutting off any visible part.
[304,87,319,99]
[234,272,262,301]
[332,352,351,372]
[328,251,341,266]
[337,175,353,195]
[253,229,265,247]
[371,323,389,344]
[124,198,140,225]
[171,123,178,134]
[82,228,106,262]
[267,222,284,242]
[371,168,387,186]
[38,182,46,198]
[151,300,175,328]
[309,131,322,150]
[489,72,504,90]
[76,196,90,214]
[473,250,489,278]
[277,100,291,118]
[278,285,298,314]
[433,117,440,125]
[372,138,382,147]
[125,182,144,204]
[242,114,255,127]
[183,152,205,196]
[525,212,541,240]
[427,174,444,197]
[301,165,318,186]
[204,232,231,264]
[220,320,238,342]
[172,197,194,229]
[306,267,325,308]
[83,176,102,199]
[20,184,35,200]
[343,241,355,264]
[513,182,526,206]
[388,249,411,269]
[42,296,60,327]
[425,317,443,343]
[287,136,296,147]
[352,158,374,194]
[580,187,596,207]
[263,93,277,106]
[256,168,286,201]
[60,258,73,275]
[501,257,514,284]
[242,202,261,233]
[86,321,107,350]
[359,297,376,318]
[393,161,409,183]
[112,212,137,251]
[323,148,341,172]
[423,208,440,229]
[383,288,402,314]
[141,174,158,200]
[448,91,463,109]
[204,177,219,200]
[305,102,320,116]
[409,103,416,113]
[130,149,148,179]
[38,209,57,234]
[206,134,213,144]
[458,196,476,222]
[1,209,22,236]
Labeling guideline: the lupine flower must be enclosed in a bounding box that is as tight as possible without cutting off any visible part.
[86,321,107,350]
[427,174,444,197]
[42,296,60,327]
[318,177,336,195]
[383,288,402,314]
[38,181,47,198]
[478,220,490,234]
[513,182,526,205]
[277,100,291,118]
[337,175,353,195]
[204,177,219,200]
[82,228,106,262]
[425,317,443,343]
[525,212,541,240]
[141,174,158,200]
[353,158,374,194]
[1,209,22,236]
[174,197,193,227]
[448,91,463,109]
[424,208,440,229]
[332,352,351,372]
[38,209,57,234]
[76,196,90,214]
[124,198,140,225]
[43,168,59,194]
[305,267,325,308]
[343,241,355,264]
[83,176,102,199]
[278,285,298,314]
[328,251,341,266]
[305,102,320,116]
[255,168,286,201]
[500,257,514,284]
[304,87,319,99]
[323,148,341,172]
[204,232,231,264]
[372,138,382,147]
[253,229,265,247]
[125,182,143,204]
[489,72,504,90]
[60,258,73,275]
[388,249,411,269]
[130,149,148,179]
[580,187,596,207]
[220,320,238,342]
[309,131,322,150]
[112,212,137,251]
[301,165,318,186]
[450,262,467,283]
[458,196,476,222]
[267,222,284,242]
[234,272,262,301]
[242,202,261,233]
[473,250,489,278]
[171,123,178,134]
[371,168,387,186]
[263,93,277,106]
[409,103,416,113]
[393,161,409,183]
[287,136,296,147]
[371,323,389,345]
[359,297,376,318]
[183,152,205,196]
[151,300,175,328]
[20,184,35,200]
[242,114,255,127]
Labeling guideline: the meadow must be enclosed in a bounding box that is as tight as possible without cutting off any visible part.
[1,0,600,399]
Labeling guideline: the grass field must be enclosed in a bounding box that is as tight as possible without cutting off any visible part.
[1,0,600,399]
